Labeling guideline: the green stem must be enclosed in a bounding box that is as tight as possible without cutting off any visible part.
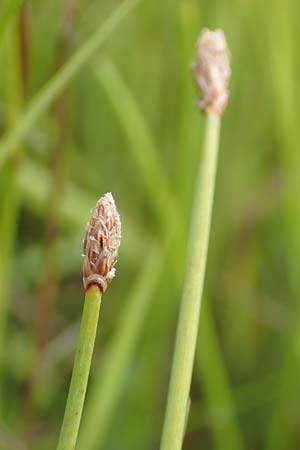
[0,0,23,41]
[176,0,201,218]
[0,14,23,397]
[56,285,102,450]
[78,245,162,450]
[160,114,220,450]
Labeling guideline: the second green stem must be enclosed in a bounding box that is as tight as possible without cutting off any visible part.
[160,114,220,450]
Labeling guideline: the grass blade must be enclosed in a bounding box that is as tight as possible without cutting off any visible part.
[196,302,244,450]
[0,0,138,169]
[92,58,178,230]
[265,1,300,448]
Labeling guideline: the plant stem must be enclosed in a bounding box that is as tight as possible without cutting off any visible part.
[78,245,162,450]
[160,114,220,450]
[56,285,102,450]
[0,13,23,409]
[176,0,201,219]
[0,0,23,41]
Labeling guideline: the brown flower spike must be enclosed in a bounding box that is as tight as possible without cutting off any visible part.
[83,193,121,293]
[192,28,231,117]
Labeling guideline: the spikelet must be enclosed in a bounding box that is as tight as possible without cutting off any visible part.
[192,28,231,117]
[82,193,121,292]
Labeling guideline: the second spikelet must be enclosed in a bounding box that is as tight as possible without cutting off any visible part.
[192,28,231,117]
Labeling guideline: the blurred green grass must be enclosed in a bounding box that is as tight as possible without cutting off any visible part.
[0,0,299,449]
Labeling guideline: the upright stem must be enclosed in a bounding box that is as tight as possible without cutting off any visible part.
[56,285,102,450]
[160,114,220,450]
[0,13,23,398]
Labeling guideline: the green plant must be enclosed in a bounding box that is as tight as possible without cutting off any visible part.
[56,193,121,450]
[88,53,241,450]
[160,29,231,450]
[78,244,162,450]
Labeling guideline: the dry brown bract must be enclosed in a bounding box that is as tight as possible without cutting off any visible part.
[192,28,231,118]
[83,193,121,292]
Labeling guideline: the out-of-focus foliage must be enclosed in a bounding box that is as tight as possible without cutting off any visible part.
[0,0,299,449]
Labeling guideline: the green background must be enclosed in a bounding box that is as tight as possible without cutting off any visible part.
[0,0,299,449]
